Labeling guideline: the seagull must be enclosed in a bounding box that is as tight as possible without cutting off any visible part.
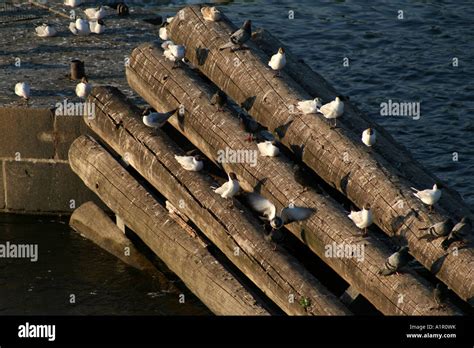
[212,172,240,200]
[164,43,186,68]
[166,16,174,24]
[84,6,106,20]
[257,141,279,157]
[35,23,57,37]
[64,0,82,7]
[297,98,322,114]
[89,20,105,34]
[159,22,169,41]
[441,217,471,250]
[268,47,286,77]
[201,6,221,22]
[246,192,314,230]
[219,20,251,51]
[378,246,411,276]
[142,107,177,128]
[174,155,204,172]
[210,90,227,111]
[348,204,373,236]
[418,219,453,240]
[15,82,30,102]
[69,18,90,36]
[362,128,376,147]
[411,184,442,212]
[319,96,344,128]
[75,77,91,99]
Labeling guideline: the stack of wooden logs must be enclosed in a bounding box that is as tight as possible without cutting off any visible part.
[68,5,473,315]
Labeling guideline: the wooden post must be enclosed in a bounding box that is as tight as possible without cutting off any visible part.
[166,6,474,304]
[84,86,351,316]
[125,46,462,315]
[68,135,270,316]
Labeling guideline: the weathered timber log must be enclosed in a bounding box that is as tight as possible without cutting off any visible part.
[69,135,270,316]
[125,43,462,315]
[166,6,474,304]
[251,28,473,221]
[84,86,350,316]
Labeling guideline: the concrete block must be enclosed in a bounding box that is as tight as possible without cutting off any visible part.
[54,115,91,160]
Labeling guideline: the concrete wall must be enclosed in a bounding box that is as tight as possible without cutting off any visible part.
[0,107,105,214]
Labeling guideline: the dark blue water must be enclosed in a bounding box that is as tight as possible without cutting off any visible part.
[1,0,473,315]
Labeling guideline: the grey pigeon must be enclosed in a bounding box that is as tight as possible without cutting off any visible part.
[419,219,454,239]
[219,20,251,51]
[210,90,227,111]
[142,107,177,128]
[379,246,411,276]
[441,217,471,250]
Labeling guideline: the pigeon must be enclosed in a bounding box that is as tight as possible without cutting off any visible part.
[419,219,453,239]
[159,22,169,41]
[64,0,82,7]
[69,18,90,36]
[174,155,204,172]
[411,184,442,212]
[246,192,314,230]
[201,6,221,22]
[75,77,91,99]
[297,98,322,114]
[319,96,344,128]
[210,90,227,111]
[379,246,411,276]
[433,283,448,309]
[348,204,373,236]
[257,141,279,157]
[213,172,240,199]
[84,6,106,20]
[268,47,286,77]
[89,20,105,34]
[15,82,30,101]
[362,128,376,147]
[142,107,177,128]
[164,43,186,68]
[441,217,471,250]
[35,23,57,37]
[219,20,251,51]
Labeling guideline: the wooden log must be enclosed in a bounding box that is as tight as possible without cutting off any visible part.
[166,6,474,304]
[84,86,351,316]
[126,44,462,315]
[68,135,270,316]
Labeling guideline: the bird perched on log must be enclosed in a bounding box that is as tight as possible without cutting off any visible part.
[348,204,373,236]
[89,20,105,35]
[411,183,442,212]
[210,90,227,111]
[297,97,322,114]
[268,47,286,78]
[418,219,453,240]
[174,155,204,172]
[84,6,106,20]
[441,217,471,250]
[163,43,186,68]
[319,96,344,128]
[246,192,314,231]
[212,172,240,201]
[257,140,279,157]
[69,18,90,36]
[219,20,251,51]
[159,22,170,41]
[378,246,411,276]
[35,23,57,37]
[362,128,376,147]
[142,107,177,128]
[64,0,82,7]
[75,77,91,99]
[201,6,221,22]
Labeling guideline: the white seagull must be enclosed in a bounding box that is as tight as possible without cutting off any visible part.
[201,6,221,22]
[297,98,322,114]
[142,107,177,128]
[362,128,376,147]
[15,82,30,102]
[89,20,105,34]
[174,155,204,172]
[257,141,279,157]
[159,23,169,41]
[268,47,286,77]
[411,184,442,212]
[35,23,57,37]
[69,18,90,36]
[348,204,373,235]
[213,172,240,199]
[319,96,344,128]
[64,0,82,7]
[75,77,91,99]
[164,43,186,68]
[84,6,106,20]
[247,192,314,230]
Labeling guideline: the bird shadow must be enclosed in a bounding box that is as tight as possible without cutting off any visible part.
[275,119,293,140]
[241,95,256,111]
[430,254,447,275]
[290,144,305,161]
[340,172,351,195]
[195,47,209,66]
[252,178,268,194]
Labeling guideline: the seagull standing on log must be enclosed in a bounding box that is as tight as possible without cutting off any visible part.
[319,96,344,128]
[163,43,186,68]
[348,204,372,236]
[142,107,177,128]
[297,98,322,114]
[268,47,286,78]
[411,183,442,212]
[362,128,376,147]
[219,20,251,51]
[175,155,204,172]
